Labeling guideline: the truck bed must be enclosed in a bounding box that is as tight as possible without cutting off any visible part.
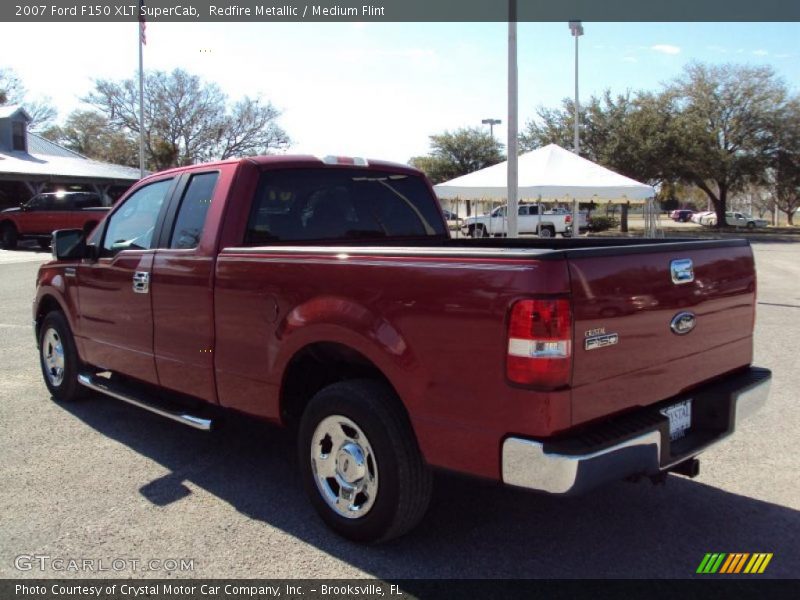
[214,236,754,479]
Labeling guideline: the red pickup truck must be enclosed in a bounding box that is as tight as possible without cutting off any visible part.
[1,191,109,249]
[34,155,771,542]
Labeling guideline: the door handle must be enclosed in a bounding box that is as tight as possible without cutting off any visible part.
[132,271,150,294]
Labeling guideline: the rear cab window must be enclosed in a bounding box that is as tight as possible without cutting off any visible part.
[244,168,446,245]
[169,172,219,249]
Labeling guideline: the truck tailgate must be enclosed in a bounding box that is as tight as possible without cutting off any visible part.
[567,241,755,426]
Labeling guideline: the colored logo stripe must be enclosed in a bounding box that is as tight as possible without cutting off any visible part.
[697,553,773,574]
[697,553,726,573]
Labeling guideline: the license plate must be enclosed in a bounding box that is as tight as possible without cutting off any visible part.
[660,399,692,441]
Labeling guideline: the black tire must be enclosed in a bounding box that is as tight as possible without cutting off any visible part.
[746,222,755,229]
[538,226,555,238]
[1,223,18,249]
[38,311,85,402]
[472,224,487,238]
[37,238,51,249]
[298,379,432,543]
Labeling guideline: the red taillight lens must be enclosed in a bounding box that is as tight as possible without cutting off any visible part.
[565,214,572,224]
[507,298,572,388]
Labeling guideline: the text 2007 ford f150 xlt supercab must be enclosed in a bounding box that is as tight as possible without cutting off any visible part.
[34,155,771,542]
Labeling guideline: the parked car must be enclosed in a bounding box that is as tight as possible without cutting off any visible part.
[690,211,714,224]
[698,212,719,226]
[461,203,584,238]
[724,212,769,228]
[35,154,770,542]
[670,209,694,223]
[0,192,109,249]
[701,212,765,228]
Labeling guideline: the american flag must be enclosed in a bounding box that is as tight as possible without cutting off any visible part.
[139,0,146,45]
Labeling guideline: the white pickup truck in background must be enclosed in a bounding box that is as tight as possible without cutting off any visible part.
[461,203,587,238]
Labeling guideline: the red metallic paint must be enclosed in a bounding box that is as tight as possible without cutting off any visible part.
[33,155,759,483]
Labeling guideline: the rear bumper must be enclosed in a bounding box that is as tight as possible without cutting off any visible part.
[501,366,771,495]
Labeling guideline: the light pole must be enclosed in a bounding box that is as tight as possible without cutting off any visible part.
[507,0,518,238]
[569,21,584,234]
[482,118,501,139]
[569,21,583,155]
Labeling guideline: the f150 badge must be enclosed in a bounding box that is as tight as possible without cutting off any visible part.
[584,327,619,351]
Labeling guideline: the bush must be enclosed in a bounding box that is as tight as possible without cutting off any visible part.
[587,216,620,232]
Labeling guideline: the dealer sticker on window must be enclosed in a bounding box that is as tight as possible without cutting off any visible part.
[661,398,692,441]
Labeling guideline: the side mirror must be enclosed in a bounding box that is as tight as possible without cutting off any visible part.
[52,229,87,261]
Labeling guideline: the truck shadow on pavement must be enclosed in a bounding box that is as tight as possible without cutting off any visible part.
[59,394,799,579]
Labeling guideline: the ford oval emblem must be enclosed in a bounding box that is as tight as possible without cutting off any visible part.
[670,312,696,335]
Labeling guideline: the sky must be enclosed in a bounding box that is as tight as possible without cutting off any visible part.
[1,21,799,163]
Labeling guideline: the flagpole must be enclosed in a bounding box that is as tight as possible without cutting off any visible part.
[138,2,145,178]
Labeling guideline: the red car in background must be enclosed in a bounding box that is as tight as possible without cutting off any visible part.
[0,192,110,249]
[670,209,694,222]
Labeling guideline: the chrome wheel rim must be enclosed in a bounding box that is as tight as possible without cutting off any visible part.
[41,327,65,387]
[310,415,378,519]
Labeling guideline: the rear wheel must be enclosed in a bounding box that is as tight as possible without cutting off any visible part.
[298,379,432,543]
[39,311,84,403]
[1,223,18,249]
[538,226,555,238]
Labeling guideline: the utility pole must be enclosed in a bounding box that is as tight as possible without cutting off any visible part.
[569,21,584,235]
[507,0,519,238]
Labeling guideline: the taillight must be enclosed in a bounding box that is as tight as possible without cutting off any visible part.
[507,298,572,388]
[565,214,572,224]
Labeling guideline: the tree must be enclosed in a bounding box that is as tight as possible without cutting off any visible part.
[42,110,138,167]
[520,90,682,188]
[0,67,57,130]
[409,128,504,216]
[0,67,23,104]
[664,63,788,227]
[410,128,504,184]
[85,68,289,170]
[767,99,800,225]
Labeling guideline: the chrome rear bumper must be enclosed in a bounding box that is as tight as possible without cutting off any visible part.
[502,367,771,495]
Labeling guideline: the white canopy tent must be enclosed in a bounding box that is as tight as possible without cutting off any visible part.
[434,143,655,203]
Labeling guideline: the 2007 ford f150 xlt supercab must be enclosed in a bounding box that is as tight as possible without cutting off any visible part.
[34,155,771,542]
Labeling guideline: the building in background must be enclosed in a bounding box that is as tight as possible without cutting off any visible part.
[0,106,141,210]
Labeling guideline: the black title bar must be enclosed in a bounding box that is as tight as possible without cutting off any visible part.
[4,0,800,22]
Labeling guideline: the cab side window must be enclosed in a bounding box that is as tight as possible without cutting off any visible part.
[170,172,218,249]
[26,195,50,211]
[101,180,172,257]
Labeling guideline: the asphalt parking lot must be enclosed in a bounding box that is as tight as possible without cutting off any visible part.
[0,241,798,579]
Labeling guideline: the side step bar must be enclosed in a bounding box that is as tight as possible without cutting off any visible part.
[77,373,213,431]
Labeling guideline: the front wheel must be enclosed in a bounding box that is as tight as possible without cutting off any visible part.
[469,224,488,238]
[298,380,432,543]
[39,311,84,402]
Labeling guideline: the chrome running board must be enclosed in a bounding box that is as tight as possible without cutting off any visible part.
[77,373,213,431]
